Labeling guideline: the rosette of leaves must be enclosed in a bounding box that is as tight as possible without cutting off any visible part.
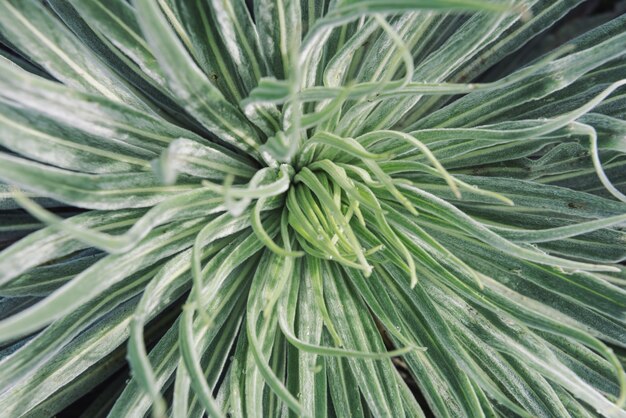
[1,0,626,417]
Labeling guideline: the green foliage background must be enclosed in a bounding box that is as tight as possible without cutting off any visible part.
[0,1,626,417]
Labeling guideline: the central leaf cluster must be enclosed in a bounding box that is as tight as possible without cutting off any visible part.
[244,130,427,286]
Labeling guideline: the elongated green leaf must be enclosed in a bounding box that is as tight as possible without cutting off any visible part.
[133,0,262,156]
[66,0,165,87]
[0,298,138,417]
[0,217,206,341]
[0,58,210,156]
[0,154,198,210]
[0,250,104,297]
[0,209,142,286]
[324,263,407,417]
[0,262,163,390]
[0,0,153,111]
[0,102,152,174]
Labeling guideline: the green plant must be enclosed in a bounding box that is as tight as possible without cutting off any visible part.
[0,0,625,416]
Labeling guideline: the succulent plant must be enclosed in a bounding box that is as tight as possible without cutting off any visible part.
[1,1,626,417]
